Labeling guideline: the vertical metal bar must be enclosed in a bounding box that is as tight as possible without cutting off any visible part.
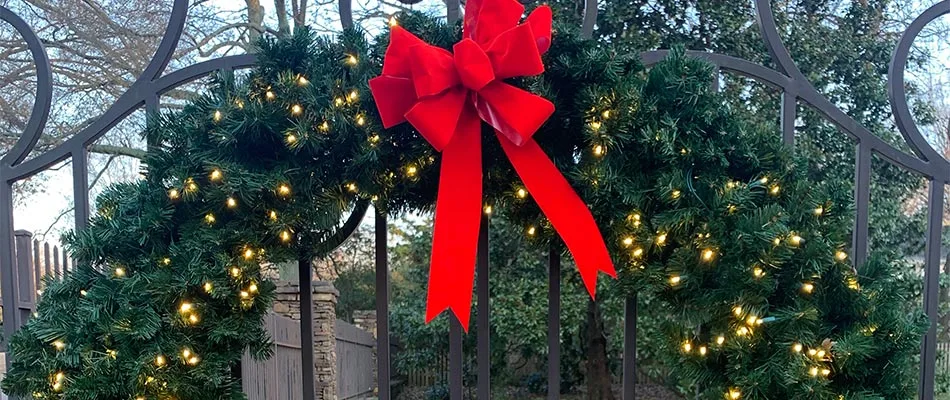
[852,144,871,267]
[450,315,464,399]
[73,147,90,229]
[623,295,638,399]
[919,182,944,400]
[547,244,561,400]
[780,91,796,146]
[445,0,460,25]
[375,209,391,400]
[476,216,490,399]
[0,182,16,357]
[299,257,315,400]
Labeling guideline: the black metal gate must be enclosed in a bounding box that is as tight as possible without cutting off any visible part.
[1,1,947,399]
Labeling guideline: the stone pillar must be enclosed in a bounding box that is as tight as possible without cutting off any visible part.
[273,281,339,400]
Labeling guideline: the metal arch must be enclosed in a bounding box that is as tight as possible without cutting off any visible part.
[313,200,371,255]
[4,54,258,183]
[0,6,53,168]
[888,1,950,164]
[138,0,189,83]
[639,50,943,182]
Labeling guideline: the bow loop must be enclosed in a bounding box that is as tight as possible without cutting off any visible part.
[453,39,495,91]
[409,45,459,98]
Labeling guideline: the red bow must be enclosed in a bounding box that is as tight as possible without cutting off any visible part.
[369,0,615,329]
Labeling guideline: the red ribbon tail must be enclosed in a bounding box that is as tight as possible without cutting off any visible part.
[497,134,616,298]
[425,107,484,331]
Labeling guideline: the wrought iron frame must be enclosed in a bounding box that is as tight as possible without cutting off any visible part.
[1,0,947,399]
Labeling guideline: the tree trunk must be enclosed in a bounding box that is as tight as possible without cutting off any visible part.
[292,0,308,29]
[275,0,291,37]
[245,0,264,42]
[586,298,615,400]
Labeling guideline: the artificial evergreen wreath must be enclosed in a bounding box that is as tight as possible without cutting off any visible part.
[3,2,924,399]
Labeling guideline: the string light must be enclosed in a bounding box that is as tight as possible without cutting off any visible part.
[759,177,769,184]
[369,134,381,145]
[483,205,493,215]
[179,302,193,314]
[736,326,749,336]
[319,121,331,132]
[265,90,276,101]
[226,197,238,208]
[727,204,737,213]
[249,283,259,293]
[107,349,118,359]
[589,121,602,131]
[733,306,743,316]
[821,368,831,377]
[185,178,198,193]
[847,277,860,290]
[716,336,725,345]
[348,90,359,102]
[269,210,278,221]
[53,340,65,351]
[280,230,293,242]
[593,144,605,157]
[632,248,644,258]
[769,184,780,195]
[773,237,781,246]
[346,182,358,193]
[240,290,250,299]
[244,248,255,260]
[389,15,398,27]
[297,75,309,86]
[51,371,65,392]
[698,345,707,356]
[155,354,166,367]
[334,97,345,107]
[203,282,213,293]
[406,165,418,177]
[527,226,537,236]
[671,189,681,199]
[356,115,366,126]
[346,54,359,66]
[801,282,814,294]
[701,249,715,262]
[168,188,180,200]
[622,236,634,246]
[277,184,291,196]
[80,289,87,296]
[114,267,126,277]
[682,341,692,352]
[814,206,824,216]
[602,110,611,119]
[230,267,241,277]
[752,266,765,278]
[808,348,818,357]
[746,315,758,326]
[205,213,216,224]
[836,250,848,261]
[162,257,172,266]
[656,233,667,245]
[235,99,245,109]
[809,367,819,377]
[213,110,223,122]
[793,343,803,353]
[728,388,741,399]
[669,275,681,285]
[789,234,803,246]
[286,133,298,145]
[516,188,528,199]
[291,104,303,116]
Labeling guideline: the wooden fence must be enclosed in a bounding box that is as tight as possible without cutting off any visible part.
[337,320,376,399]
[241,313,305,400]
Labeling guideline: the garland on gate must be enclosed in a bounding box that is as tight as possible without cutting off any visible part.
[2,2,924,399]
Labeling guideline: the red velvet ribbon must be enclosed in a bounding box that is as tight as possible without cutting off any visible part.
[369,0,615,330]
